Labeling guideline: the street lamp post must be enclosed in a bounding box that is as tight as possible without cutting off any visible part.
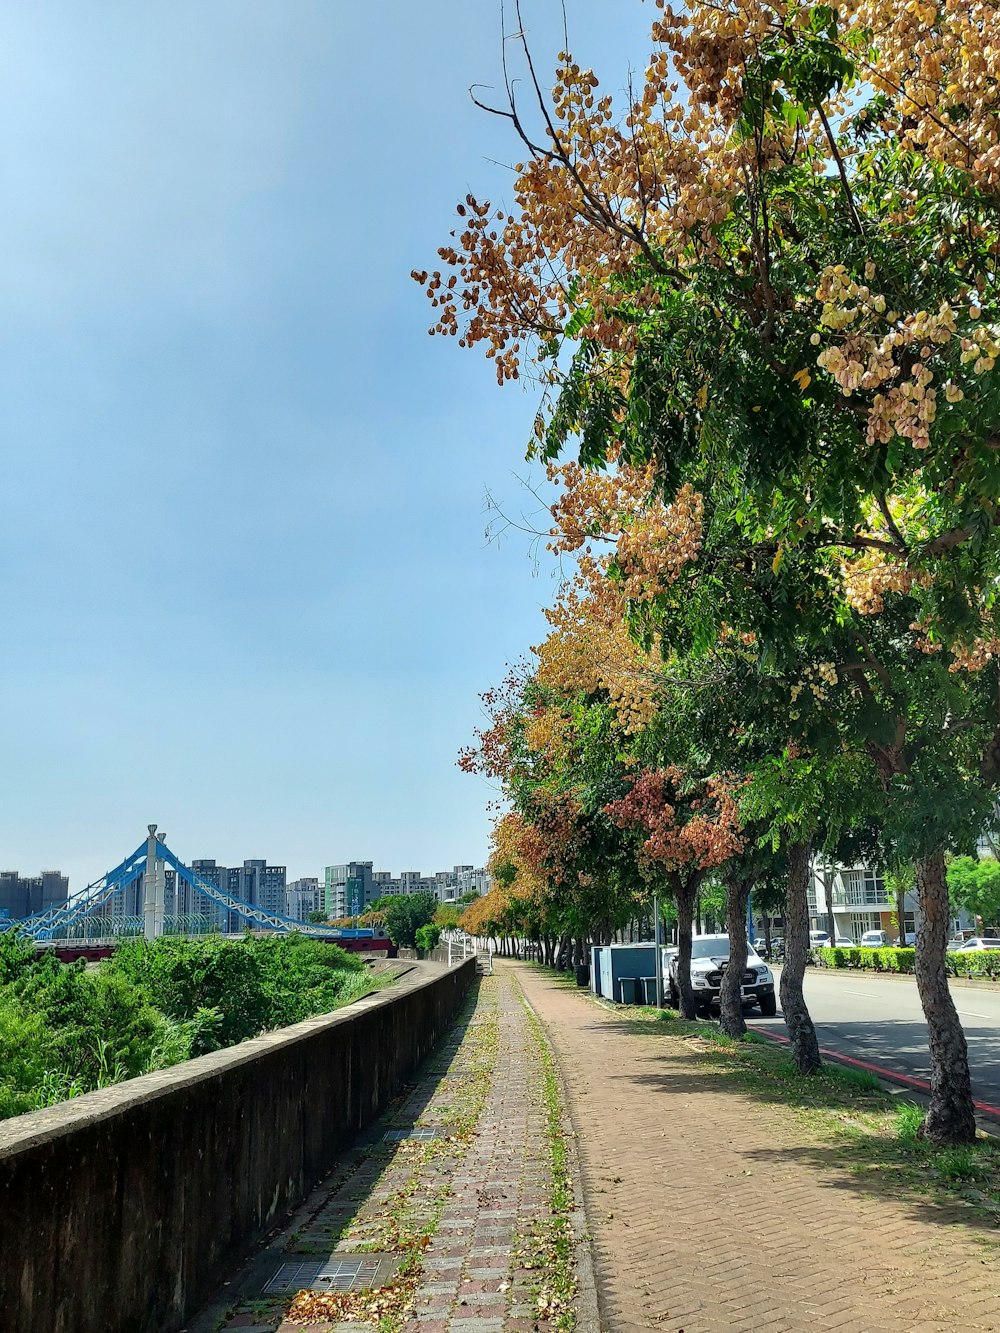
[654,893,664,1008]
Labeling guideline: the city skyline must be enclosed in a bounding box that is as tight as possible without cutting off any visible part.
[0,845,491,897]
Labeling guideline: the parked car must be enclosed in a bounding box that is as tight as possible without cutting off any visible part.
[667,934,777,1016]
[859,929,890,947]
[951,936,1000,950]
[809,932,855,949]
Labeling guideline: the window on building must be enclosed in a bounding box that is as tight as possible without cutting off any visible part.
[842,868,888,907]
[851,911,883,935]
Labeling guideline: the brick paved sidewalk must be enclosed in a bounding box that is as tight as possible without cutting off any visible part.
[192,967,596,1333]
[513,961,1000,1333]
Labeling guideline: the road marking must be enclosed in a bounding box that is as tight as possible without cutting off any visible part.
[838,988,995,1019]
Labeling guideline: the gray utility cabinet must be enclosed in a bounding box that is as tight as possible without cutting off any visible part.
[595,943,661,1004]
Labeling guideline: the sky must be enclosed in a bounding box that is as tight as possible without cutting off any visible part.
[0,1,652,889]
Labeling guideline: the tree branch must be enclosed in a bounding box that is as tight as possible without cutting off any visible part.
[876,493,908,553]
[817,105,864,235]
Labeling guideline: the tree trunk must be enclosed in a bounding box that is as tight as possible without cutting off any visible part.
[896,883,907,947]
[821,862,837,942]
[914,850,977,1144]
[675,878,698,1020]
[780,839,822,1073]
[720,873,752,1038]
[763,915,772,956]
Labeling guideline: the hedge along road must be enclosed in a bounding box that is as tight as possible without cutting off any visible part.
[749,967,1000,1115]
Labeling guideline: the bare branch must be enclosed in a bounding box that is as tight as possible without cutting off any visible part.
[817,105,864,235]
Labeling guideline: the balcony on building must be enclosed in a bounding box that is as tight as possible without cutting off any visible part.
[830,867,890,911]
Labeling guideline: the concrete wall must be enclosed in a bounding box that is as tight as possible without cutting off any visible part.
[0,957,476,1333]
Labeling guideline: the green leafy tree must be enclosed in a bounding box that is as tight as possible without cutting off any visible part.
[434,905,462,931]
[372,892,439,949]
[424,0,1000,1142]
[947,857,1000,931]
[415,924,442,955]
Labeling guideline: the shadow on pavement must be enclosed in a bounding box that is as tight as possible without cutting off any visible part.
[528,978,1000,1240]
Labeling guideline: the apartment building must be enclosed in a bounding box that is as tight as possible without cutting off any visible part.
[286,877,322,921]
[809,860,972,942]
[0,869,68,922]
[322,860,493,915]
[324,862,382,919]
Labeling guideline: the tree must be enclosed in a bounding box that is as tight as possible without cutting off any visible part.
[422,0,1000,1143]
[434,904,462,931]
[372,893,439,949]
[461,673,654,962]
[606,767,742,1019]
[886,859,917,945]
[415,924,442,956]
[947,857,1000,930]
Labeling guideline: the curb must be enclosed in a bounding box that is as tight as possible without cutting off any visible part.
[753,1027,1000,1137]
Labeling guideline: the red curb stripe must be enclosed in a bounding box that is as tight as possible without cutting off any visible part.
[752,1027,1000,1120]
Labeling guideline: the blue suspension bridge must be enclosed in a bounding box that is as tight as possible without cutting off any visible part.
[3,825,378,949]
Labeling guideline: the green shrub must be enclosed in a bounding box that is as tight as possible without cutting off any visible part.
[948,948,1000,978]
[814,944,1000,978]
[814,946,855,968]
[415,924,441,955]
[0,931,371,1121]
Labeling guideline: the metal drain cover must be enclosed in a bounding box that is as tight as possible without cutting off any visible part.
[383,1126,444,1141]
[264,1254,381,1294]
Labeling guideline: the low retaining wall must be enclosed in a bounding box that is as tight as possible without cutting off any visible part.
[0,957,476,1333]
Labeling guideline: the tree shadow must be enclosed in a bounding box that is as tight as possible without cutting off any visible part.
[187,976,492,1331]
[599,1021,1000,1235]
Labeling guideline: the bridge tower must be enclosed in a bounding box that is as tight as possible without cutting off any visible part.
[142,824,166,941]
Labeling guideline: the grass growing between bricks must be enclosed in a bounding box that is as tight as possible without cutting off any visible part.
[623,1003,1000,1228]
[513,985,579,1333]
[215,981,501,1333]
[284,989,501,1330]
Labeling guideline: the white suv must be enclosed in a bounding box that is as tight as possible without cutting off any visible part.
[668,934,777,1016]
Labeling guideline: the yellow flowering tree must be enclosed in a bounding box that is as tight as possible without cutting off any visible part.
[422,0,1000,1141]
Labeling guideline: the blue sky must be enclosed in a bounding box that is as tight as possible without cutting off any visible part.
[0,2,651,888]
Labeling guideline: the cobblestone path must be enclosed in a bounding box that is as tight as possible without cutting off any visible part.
[198,967,592,1333]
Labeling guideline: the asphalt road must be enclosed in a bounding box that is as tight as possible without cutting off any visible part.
[749,967,1000,1112]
